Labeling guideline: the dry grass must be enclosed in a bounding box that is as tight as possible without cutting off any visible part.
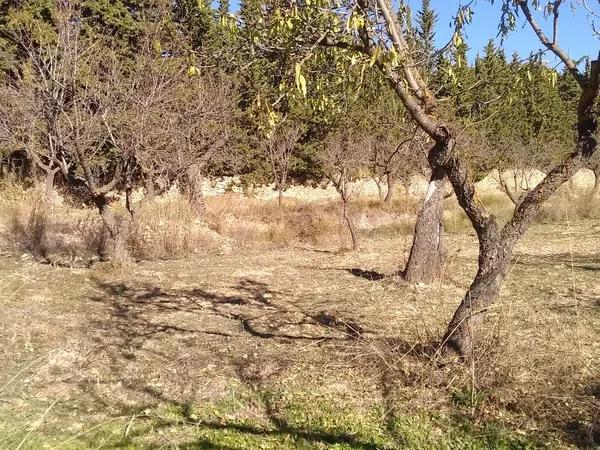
[444,186,600,232]
[1,185,103,263]
[206,193,420,248]
[3,181,599,268]
[128,199,226,260]
[0,220,598,447]
[0,184,227,263]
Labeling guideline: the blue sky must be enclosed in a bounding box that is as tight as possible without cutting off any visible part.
[407,1,600,65]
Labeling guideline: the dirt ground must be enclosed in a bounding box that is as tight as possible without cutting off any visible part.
[0,221,599,449]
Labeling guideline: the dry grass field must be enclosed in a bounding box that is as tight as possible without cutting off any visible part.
[0,184,599,449]
[0,200,599,448]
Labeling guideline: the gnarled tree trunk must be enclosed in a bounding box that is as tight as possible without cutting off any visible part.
[95,195,132,264]
[187,163,206,217]
[384,173,396,204]
[402,167,446,283]
[592,165,600,201]
[437,99,599,356]
[441,235,511,355]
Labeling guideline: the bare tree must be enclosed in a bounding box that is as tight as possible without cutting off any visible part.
[6,4,138,263]
[61,47,134,262]
[0,19,75,203]
[322,130,367,251]
[492,140,561,208]
[172,73,237,216]
[370,125,427,204]
[0,3,137,264]
[264,125,301,208]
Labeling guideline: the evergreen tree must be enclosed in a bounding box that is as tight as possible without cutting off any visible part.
[415,0,438,76]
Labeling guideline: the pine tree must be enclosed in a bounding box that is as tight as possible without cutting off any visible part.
[415,0,438,76]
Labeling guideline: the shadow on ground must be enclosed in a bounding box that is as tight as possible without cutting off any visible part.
[178,421,382,449]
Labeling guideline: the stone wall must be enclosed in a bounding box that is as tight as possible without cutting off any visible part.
[201,168,597,202]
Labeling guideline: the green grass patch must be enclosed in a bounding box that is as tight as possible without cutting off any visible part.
[0,386,548,449]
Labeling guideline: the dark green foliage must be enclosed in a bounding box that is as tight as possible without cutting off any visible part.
[0,0,586,186]
[415,0,438,76]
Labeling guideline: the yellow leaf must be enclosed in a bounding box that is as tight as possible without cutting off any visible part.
[295,63,307,97]
[369,48,380,67]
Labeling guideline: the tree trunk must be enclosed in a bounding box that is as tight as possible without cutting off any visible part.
[342,200,359,251]
[437,102,598,356]
[375,177,385,203]
[95,195,131,264]
[402,167,446,283]
[187,163,206,217]
[145,173,156,201]
[278,185,284,208]
[592,166,600,201]
[43,168,58,205]
[384,174,396,204]
[441,244,511,356]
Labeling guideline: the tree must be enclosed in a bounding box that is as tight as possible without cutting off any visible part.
[415,0,438,77]
[363,88,428,204]
[0,3,77,204]
[0,74,69,204]
[322,128,367,251]
[588,153,600,201]
[264,124,301,208]
[174,74,238,216]
[284,0,600,355]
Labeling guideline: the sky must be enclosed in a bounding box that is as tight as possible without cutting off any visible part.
[406,1,600,65]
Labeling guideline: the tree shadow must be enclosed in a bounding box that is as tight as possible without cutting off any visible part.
[512,252,600,272]
[85,277,376,367]
[75,276,441,448]
[178,420,382,449]
[563,383,600,447]
[347,268,387,281]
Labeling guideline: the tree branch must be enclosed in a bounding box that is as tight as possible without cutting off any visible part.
[518,0,584,86]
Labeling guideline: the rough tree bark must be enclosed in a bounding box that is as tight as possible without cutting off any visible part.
[591,164,600,201]
[95,194,132,264]
[384,173,396,204]
[402,167,446,283]
[342,198,360,251]
[187,163,207,217]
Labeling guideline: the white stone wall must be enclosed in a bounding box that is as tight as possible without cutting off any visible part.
[201,168,596,202]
